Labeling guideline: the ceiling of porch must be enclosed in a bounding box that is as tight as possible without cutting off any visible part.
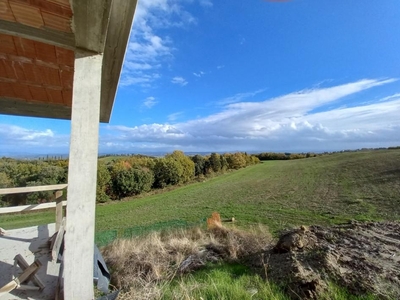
[0,0,137,122]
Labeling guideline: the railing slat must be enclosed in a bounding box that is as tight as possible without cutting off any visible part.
[0,184,68,195]
[0,201,67,214]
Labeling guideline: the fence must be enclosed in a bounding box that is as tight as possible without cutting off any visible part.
[0,184,68,231]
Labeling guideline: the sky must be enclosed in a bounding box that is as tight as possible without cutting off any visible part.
[1,0,400,155]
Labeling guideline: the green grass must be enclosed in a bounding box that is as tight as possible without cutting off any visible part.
[161,263,289,300]
[2,150,400,234]
[160,263,374,300]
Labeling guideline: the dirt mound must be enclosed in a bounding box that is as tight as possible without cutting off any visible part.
[263,221,400,299]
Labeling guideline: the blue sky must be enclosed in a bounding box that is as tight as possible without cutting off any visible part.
[1,0,400,155]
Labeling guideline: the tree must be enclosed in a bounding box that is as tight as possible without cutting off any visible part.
[112,167,154,197]
[97,162,111,203]
[209,153,221,173]
[0,172,11,206]
[220,154,228,172]
[153,157,182,188]
[225,153,247,169]
[166,151,195,183]
[191,155,206,177]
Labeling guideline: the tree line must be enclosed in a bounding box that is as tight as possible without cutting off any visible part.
[0,151,260,206]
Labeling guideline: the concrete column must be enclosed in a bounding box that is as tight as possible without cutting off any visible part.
[64,51,103,300]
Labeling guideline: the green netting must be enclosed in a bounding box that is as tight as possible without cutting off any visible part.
[95,230,118,247]
[123,219,189,239]
[95,219,205,247]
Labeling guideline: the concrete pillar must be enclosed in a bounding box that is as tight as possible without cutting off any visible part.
[64,51,103,300]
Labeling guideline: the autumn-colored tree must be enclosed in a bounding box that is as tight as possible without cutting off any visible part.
[209,153,222,173]
[166,150,195,183]
[96,162,111,203]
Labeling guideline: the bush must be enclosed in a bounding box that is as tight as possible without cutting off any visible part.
[112,167,154,198]
[191,155,206,176]
[166,151,195,183]
[97,162,111,203]
[153,157,182,188]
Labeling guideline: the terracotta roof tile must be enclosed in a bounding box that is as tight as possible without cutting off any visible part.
[60,69,72,89]
[9,1,44,28]
[30,0,72,18]
[29,85,48,102]
[13,36,36,59]
[12,82,32,100]
[46,0,70,8]
[56,47,74,66]
[0,81,16,98]
[0,0,16,22]
[1,59,17,79]
[11,60,27,80]
[46,87,63,103]
[22,62,39,82]
[36,65,61,87]
[34,42,57,64]
[62,89,72,106]
[0,34,17,55]
[42,11,71,32]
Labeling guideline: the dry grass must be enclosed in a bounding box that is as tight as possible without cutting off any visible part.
[101,225,272,299]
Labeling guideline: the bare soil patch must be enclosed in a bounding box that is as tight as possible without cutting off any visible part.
[262,221,400,299]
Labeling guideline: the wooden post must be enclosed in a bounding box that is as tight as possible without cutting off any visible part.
[55,190,63,232]
[64,51,103,300]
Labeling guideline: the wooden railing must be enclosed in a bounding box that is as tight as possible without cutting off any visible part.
[0,184,68,231]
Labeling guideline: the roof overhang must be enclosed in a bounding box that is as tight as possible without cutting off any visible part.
[0,0,137,122]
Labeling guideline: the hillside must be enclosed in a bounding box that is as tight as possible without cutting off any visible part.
[2,149,399,233]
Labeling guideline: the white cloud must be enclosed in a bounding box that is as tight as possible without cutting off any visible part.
[168,112,183,121]
[171,76,188,86]
[0,125,68,154]
[379,93,400,102]
[104,78,400,152]
[218,88,266,105]
[2,79,399,154]
[120,0,197,87]
[199,0,213,8]
[143,96,158,108]
[193,71,206,77]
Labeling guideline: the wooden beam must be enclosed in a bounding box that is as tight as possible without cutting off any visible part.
[0,19,75,50]
[72,0,113,53]
[64,51,103,300]
[0,259,41,297]
[0,201,67,215]
[0,98,71,120]
[0,184,68,195]
[100,0,138,122]
[55,191,64,232]
[52,218,65,262]
[14,254,45,290]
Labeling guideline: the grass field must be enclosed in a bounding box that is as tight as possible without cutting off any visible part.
[2,149,400,234]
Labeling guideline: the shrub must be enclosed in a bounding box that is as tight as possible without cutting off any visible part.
[166,151,195,183]
[153,157,182,188]
[191,155,206,177]
[97,162,111,203]
[112,167,154,198]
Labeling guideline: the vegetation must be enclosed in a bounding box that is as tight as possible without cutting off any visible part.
[2,149,398,299]
[103,225,377,300]
[2,149,399,232]
[0,151,259,207]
